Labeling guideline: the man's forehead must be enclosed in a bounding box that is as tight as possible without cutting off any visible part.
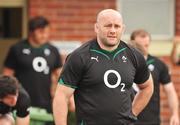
[97,15,123,25]
[101,19,123,25]
[97,9,123,22]
[136,34,149,38]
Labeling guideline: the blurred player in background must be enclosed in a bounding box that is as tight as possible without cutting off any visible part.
[3,16,62,113]
[130,29,179,125]
[0,75,30,125]
[3,16,63,125]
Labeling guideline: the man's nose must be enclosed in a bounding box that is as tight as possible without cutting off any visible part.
[109,27,116,34]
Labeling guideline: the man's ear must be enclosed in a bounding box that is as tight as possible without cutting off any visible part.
[94,23,98,33]
[122,24,126,34]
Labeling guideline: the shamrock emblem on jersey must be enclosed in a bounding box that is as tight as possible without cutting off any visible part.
[44,48,51,56]
[122,56,127,62]
[148,64,155,71]
[22,48,31,55]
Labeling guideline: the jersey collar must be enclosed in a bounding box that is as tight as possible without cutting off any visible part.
[25,39,49,50]
[90,38,127,60]
[146,55,155,65]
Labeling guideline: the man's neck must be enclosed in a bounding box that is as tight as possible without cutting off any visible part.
[144,54,148,60]
[28,37,42,48]
[97,39,120,52]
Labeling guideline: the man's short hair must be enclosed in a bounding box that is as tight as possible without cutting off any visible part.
[0,75,19,99]
[130,29,151,41]
[29,16,49,32]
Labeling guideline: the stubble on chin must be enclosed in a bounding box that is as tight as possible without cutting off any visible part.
[100,37,118,47]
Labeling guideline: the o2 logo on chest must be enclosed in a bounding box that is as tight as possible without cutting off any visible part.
[104,70,125,92]
[32,57,49,74]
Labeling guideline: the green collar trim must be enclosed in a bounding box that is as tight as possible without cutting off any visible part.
[100,47,119,54]
[90,47,126,60]
[146,59,155,65]
[113,47,127,60]
[58,78,78,89]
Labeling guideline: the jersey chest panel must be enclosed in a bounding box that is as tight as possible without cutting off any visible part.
[80,51,136,91]
[16,47,56,75]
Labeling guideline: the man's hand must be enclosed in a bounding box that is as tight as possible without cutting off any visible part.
[170,113,179,125]
[171,36,180,64]
[173,36,180,45]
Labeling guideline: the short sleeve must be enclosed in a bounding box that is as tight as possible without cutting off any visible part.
[4,46,18,69]
[159,62,171,85]
[58,52,84,89]
[52,47,63,69]
[15,87,31,118]
[133,49,150,84]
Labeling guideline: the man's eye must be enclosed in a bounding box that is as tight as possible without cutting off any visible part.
[115,25,120,28]
[105,24,112,27]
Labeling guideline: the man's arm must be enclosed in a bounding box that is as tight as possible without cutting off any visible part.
[51,69,75,113]
[132,74,154,116]
[163,82,179,125]
[53,84,75,125]
[16,115,30,125]
[68,95,75,112]
[51,68,62,98]
[171,36,180,64]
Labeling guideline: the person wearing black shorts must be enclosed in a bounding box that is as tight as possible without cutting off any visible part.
[3,16,63,113]
[0,75,30,125]
[130,29,179,125]
[53,9,154,125]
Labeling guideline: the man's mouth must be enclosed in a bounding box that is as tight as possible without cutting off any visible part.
[108,36,116,38]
